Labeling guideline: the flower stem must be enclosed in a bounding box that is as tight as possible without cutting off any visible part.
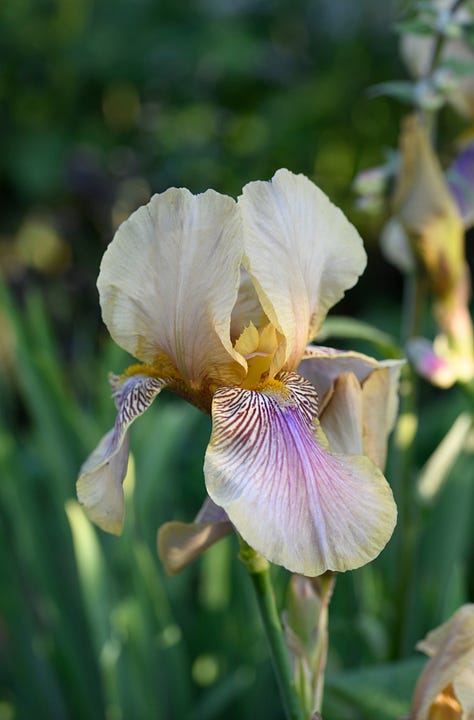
[392,273,425,657]
[426,0,467,77]
[239,539,305,720]
[311,574,336,714]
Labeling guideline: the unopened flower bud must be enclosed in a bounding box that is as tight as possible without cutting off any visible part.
[392,114,465,300]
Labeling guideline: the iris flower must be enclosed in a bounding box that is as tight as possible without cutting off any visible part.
[409,604,474,719]
[77,169,397,577]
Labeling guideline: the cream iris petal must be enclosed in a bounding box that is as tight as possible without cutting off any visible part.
[304,351,404,471]
[98,187,245,386]
[77,372,167,534]
[158,497,233,575]
[300,346,403,403]
[239,169,367,371]
[158,518,233,576]
[361,365,403,471]
[455,666,474,717]
[230,267,267,342]
[77,428,130,536]
[319,372,364,456]
[204,372,397,576]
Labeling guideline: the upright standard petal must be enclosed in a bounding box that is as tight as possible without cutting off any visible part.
[77,371,167,534]
[230,268,267,342]
[299,346,402,406]
[301,348,403,470]
[205,372,396,576]
[239,169,366,371]
[98,188,246,387]
[361,363,403,470]
[319,372,364,457]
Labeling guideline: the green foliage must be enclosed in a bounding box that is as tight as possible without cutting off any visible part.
[2,275,473,718]
[325,658,424,719]
[0,283,275,719]
[317,316,402,359]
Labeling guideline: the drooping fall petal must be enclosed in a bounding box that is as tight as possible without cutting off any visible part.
[98,187,246,386]
[239,169,366,372]
[77,372,167,534]
[204,371,396,576]
[158,519,233,576]
[157,497,233,575]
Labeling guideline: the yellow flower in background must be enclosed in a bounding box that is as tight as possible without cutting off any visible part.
[77,169,398,577]
[410,605,474,720]
[386,115,474,388]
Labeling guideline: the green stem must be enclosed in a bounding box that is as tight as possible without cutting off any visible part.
[239,540,305,720]
[426,0,467,76]
[392,272,425,657]
[421,0,467,134]
[460,379,474,414]
[311,574,336,714]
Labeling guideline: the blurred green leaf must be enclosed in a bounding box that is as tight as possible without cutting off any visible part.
[439,57,474,77]
[417,412,473,506]
[368,81,417,104]
[395,20,435,35]
[65,501,113,653]
[324,657,424,720]
[316,316,402,358]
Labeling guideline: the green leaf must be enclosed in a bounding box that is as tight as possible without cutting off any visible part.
[439,57,474,77]
[65,501,113,654]
[417,449,474,629]
[324,658,424,720]
[417,412,473,506]
[316,316,402,358]
[395,20,435,36]
[367,81,417,104]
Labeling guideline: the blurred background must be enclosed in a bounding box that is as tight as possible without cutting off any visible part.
[1,0,473,718]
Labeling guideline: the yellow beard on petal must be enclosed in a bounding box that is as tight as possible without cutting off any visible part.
[121,357,216,415]
[258,377,292,404]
